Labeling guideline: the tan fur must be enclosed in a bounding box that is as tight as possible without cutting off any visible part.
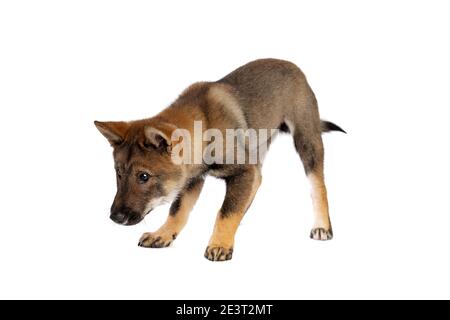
[309,171,333,240]
[139,179,204,248]
[205,166,261,261]
[207,84,248,130]
[309,173,330,227]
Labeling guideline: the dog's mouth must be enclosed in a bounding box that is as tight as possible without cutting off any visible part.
[114,209,153,226]
[121,216,143,226]
[111,212,146,226]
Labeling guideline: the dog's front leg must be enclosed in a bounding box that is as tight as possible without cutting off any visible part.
[205,166,261,261]
[138,178,204,248]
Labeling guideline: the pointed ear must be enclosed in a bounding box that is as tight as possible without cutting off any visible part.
[144,122,178,152]
[94,121,129,146]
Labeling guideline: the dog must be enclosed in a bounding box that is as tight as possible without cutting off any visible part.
[95,58,345,261]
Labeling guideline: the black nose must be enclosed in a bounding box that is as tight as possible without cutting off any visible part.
[110,211,127,224]
[110,206,143,226]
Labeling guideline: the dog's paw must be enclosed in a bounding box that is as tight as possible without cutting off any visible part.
[310,227,333,241]
[204,246,233,262]
[138,232,177,248]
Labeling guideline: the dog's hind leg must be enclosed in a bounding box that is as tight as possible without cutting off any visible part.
[293,123,333,241]
[138,177,205,248]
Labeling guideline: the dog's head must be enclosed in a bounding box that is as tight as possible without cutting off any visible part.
[94,119,185,226]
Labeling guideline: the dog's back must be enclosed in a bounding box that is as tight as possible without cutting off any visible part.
[217,58,319,134]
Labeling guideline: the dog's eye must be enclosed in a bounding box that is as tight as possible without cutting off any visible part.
[138,172,150,183]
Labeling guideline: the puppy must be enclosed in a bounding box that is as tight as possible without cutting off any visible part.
[95,58,345,261]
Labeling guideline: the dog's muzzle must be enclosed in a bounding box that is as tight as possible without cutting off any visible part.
[110,207,143,226]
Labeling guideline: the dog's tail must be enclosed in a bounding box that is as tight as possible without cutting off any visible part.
[321,120,347,134]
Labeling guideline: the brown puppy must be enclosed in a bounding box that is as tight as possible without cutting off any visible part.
[95,59,345,261]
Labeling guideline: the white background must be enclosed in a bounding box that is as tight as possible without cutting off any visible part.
[1,0,449,299]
